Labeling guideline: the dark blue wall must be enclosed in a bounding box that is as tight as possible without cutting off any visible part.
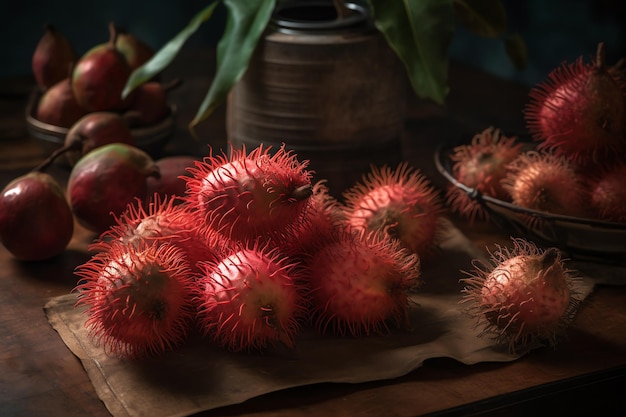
[4,0,625,87]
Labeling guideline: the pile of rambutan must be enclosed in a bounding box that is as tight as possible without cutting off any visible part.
[73,144,449,359]
[446,42,626,225]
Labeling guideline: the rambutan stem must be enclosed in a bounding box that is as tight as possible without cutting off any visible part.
[595,42,606,70]
[292,184,313,201]
[540,248,560,270]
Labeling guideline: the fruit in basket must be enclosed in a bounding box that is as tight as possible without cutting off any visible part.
[74,240,197,358]
[525,42,626,166]
[32,24,76,91]
[305,228,420,336]
[445,127,523,222]
[67,143,160,234]
[35,77,86,128]
[461,238,581,353]
[342,162,445,260]
[72,22,132,112]
[195,243,305,351]
[0,171,73,261]
[124,79,180,127]
[588,163,626,223]
[184,144,313,242]
[115,26,155,71]
[502,151,587,220]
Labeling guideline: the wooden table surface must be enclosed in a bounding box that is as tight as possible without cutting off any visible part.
[1,50,625,417]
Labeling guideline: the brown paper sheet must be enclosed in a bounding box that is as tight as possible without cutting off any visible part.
[44,223,598,417]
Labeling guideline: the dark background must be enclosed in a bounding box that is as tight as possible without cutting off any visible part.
[4,0,626,87]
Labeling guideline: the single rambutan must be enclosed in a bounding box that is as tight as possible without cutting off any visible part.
[588,163,626,223]
[271,180,344,261]
[74,240,197,358]
[461,238,582,353]
[342,162,446,260]
[184,144,313,242]
[502,151,587,220]
[305,227,420,337]
[195,242,305,352]
[445,127,523,222]
[525,42,626,166]
[91,195,231,271]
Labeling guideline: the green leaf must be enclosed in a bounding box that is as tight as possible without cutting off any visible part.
[367,0,455,104]
[504,33,528,70]
[122,2,220,99]
[190,0,276,131]
[453,0,506,37]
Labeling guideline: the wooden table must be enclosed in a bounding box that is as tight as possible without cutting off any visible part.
[1,50,625,417]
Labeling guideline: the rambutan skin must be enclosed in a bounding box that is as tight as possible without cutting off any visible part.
[90,195,232,272]
[183,144,313,242]
[304,227,421,337]
[588,163,626,223]
[74,241,198,359]
[524,43,626,166]
[502,151,587,218]
[195,242,306,352]
[446,127,523,222]
[461,238,581,353]
[342,162,445,260]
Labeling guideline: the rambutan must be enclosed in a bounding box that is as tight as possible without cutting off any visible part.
[461,238,581,353]
[502,151,587,219]
[588,163,626,223]
[195,242,305,352]
[272,180,344,261]
[184,144,313,242]
[445,127,523,222]
[342,162,446,260]
[74,240,197,358]
[305,227,420,337]
[91,195,231,271]
[525,42,626,166]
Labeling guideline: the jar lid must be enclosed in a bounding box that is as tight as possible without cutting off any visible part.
[272,1,371,34]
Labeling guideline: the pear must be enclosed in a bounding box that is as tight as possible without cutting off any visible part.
[35,77,86,128]
[125,79,181,126]
[115,26,155,71]
[72,22,132,112]
[32,24,75,91]
[0,172,74,261]
[67,143,160,233]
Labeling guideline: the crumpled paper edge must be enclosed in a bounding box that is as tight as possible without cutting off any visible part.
[43,224,599,417]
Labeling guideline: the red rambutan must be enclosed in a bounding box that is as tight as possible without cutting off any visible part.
[184,144,313,242]
[445,127,523,222]
[74,240,197,358]
[305,227,420,337]
[342,162,446,260]
[195,242,306,352]
[588,163,626,223]
[502,151,587,219]
[525,42,626,166]
[461,238,581,353]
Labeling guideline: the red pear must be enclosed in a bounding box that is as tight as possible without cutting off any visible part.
[115,26,155,71]
[32,24,75,91]
[125,79,180,126]
[72,22,132,112]
[146,155,197,203]
[35,77,86,128]
[67,143,160,233]
[0,172,74,261]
